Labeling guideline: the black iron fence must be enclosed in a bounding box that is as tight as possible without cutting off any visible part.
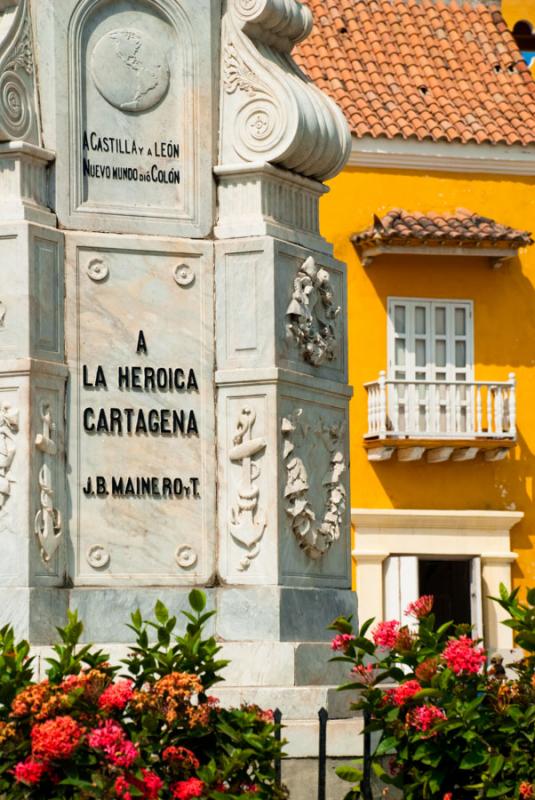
[274,708,373,800]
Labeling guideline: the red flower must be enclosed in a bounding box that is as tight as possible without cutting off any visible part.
[331,633,356,652]
[31,715,84,762]
[171,777,205,799]
[405,595,434,619]
[406,704,447,734]
[372,620,400,648]
[443,636,486,675]
[115,776,133,800]
[520,783,533,799]
[98,680,134,712]
[163,746,200,770]
[443,793,453,800]
[88,720,138,768]
[141,769,164,799]
[13,758,47,785]
[384,680,422,707]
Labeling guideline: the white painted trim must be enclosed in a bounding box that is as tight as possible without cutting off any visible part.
[351,508,523,648]
[351,508,523,530]
[347,135,535,175]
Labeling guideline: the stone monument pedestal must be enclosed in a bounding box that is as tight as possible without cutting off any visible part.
[0,0,356,758]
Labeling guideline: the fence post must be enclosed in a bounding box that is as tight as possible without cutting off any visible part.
[361,708,373,800]
[274,708,282,788]
[318,707,328,800]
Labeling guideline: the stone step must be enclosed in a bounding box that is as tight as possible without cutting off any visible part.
[32,641,354,688]
[284,718,364,758]
[215,685,359,720]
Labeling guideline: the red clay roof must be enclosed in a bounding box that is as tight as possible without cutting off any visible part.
[352,209,534,248]
[294,0,535,146]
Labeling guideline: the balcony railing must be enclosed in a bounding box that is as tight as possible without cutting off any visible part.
[365,372,516,441]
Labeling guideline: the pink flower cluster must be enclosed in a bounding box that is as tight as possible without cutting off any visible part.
[407,704,447,733]
[98,679,134,712]
[372,620,400,648]
[331,633,356,652]
[405,595,434,619]
[443,635,486,675]
[88,720,138,768]
[384,680,422,707]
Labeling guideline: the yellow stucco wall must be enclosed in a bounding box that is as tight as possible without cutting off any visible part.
[321,167,535,594]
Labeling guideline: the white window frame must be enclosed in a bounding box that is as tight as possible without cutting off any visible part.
[387,297,474,383]
[383,554,483,638]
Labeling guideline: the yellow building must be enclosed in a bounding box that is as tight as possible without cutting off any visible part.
[297,0,535,650]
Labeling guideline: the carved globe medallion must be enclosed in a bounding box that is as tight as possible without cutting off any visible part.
[90,29,170,113]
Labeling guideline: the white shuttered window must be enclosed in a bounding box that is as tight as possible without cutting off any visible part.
[387,298,474,435]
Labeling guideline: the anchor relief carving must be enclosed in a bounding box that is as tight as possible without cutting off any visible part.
[34,402,62,565]
[286,257,340,367]
[0,402,19,511]
[281,409,346,559]
[229,406,267,571]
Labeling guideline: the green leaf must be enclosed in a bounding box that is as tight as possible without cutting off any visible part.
[154,600,169,623]
[375,736,397,756]
[487,784,513,797]
[189,589,206,612]
[336,766,364,783]
[460,748,488,769]
[488,754,505,779]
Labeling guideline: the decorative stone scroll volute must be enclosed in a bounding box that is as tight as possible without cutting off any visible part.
[0,0,40,144]
[220,0,351,181]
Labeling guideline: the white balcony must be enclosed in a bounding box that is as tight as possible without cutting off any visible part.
[364,372,516,463]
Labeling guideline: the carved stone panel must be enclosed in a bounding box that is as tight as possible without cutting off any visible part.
[65,234,216,586]
[218,390,275,585]
[279,388,351,588]
[277,243,347,382]
[0,226,64,362]
[35,0,216,236]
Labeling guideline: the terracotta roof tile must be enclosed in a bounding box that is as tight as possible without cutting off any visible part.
[294,0,535,146]
[351,209,534,248]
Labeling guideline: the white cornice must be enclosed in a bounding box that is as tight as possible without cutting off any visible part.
[348,136,535,176]
[351,508,524,531]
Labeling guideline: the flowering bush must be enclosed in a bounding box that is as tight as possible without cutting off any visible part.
[330,584,535,800]
[0,591,287,799]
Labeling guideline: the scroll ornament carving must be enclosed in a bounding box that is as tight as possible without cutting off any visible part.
[229,407,267,571]
[34,402,62,565]
[220,0,351,181]
[286,256,340,366]
[0,402,19,511]
[281,410,346,559]
[0,0,39,143]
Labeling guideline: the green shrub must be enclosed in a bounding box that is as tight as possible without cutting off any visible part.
[0,591,287,800]
[331,585,535,800]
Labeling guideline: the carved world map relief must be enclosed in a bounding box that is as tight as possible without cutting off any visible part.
[91,29,170,113]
